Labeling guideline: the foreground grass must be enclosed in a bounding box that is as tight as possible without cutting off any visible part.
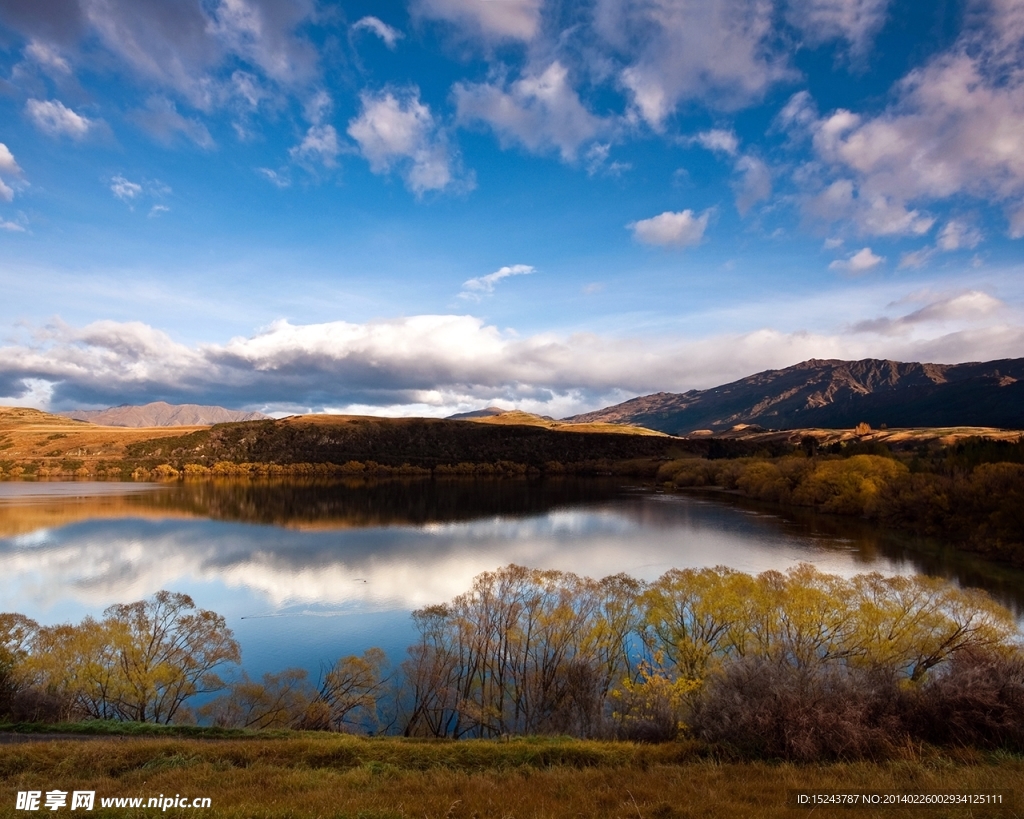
[0,731,1021,818]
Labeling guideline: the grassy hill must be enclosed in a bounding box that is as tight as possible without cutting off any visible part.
[122,413,679,471]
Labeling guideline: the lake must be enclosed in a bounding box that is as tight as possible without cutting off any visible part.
[2,477,1023,680]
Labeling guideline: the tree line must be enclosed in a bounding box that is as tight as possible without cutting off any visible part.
[658,440,1024,564]
[3,563,1023,759]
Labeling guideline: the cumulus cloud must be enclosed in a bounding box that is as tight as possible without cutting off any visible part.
[351,16,403,49]
[454,62,608,162]
[109,174,171,211]
[628,209,711,247]
[110,175,143,202]
[289,124,340,168]
[595,0,793,128]
[25,98,94,139]
[829,247,884,274]
[0,143,23,203]
[459,264,535,301]
[785,0,891,55]
[780,4,1024,239]
[348,88,465,195]
[4,305,1022,417]
[802,174,934,237]
[691,129,739,156]
[412,0,542,41]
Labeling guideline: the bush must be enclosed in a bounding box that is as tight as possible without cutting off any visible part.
[689,657,905,761]
[907,649,1024,751]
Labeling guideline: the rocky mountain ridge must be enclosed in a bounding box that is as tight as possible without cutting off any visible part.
[59,401,271,427]
[565,358,1024,434]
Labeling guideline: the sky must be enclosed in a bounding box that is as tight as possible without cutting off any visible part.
[0,0,1022,418]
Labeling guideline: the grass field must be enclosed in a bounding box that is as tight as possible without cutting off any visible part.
[0,731,1021,818]
[0,407,206,469]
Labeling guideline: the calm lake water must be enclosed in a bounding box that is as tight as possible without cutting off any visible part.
[2,478,1023,679]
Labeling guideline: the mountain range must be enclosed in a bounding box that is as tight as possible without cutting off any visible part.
[59,401,270,427]
[565,358,1024,435]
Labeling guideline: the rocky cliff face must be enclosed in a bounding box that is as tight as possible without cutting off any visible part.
[565,358,1024,434]
[60,401,271,427]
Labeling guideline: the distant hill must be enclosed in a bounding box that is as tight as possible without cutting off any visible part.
[565,358,1024,434]
[452,409,666,436]
[447,406,511,419]
[122,414,682,469]
[59,401,271,427]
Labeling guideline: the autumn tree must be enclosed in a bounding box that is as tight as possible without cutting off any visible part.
[0,613,38,717]
[22,592,240,724]
[199,668,312,729]
[102,591,240,723]
[300,648,390,732]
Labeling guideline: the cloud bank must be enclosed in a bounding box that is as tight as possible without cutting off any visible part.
[2,289,1021,417]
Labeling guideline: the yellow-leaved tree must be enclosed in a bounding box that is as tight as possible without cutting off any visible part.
[24,591,240,724]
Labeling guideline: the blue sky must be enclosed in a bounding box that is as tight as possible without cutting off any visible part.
[0,0,1022,417]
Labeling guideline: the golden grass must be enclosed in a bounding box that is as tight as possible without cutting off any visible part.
[709,424,1021,447]
[463,410,669,437]
[0,407,208,465]
[0,734,1021,818]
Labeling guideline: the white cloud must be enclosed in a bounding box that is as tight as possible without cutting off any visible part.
[454,62,608,162]
[107,174,171,210]
[733,155,772,215]
[351,16,403,49]
[1010,203,1024,239]
[0,143,23,203]
[110,175,143,202]
[289,124,340,168]
[0,219,26,232]
[803,176,935,237]
[937,219,983,251]
[851,291,1004,335]
[348,89,464,195]
[898,248,936,269]
[24,39,71,74]
[0,144,20,177]
[688,130,770,215]
[25,98,94,139]
[785,0,891,55]
[303,89,332,125]
[257,167,291,188]
[412,0,542,41]
[829,246,884,274]
[212,0,319,86]
[130,97,214,149]
[691,129,739,156]
[459,264,535,301]
[595,0,793,129]
[148,204,170,217]
[5,304,1023,417]
[781,6,1024,238]
[628,209,711,247]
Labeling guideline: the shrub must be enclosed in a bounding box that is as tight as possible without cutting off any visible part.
[907,648,1024,751]
[689,657,905,761]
